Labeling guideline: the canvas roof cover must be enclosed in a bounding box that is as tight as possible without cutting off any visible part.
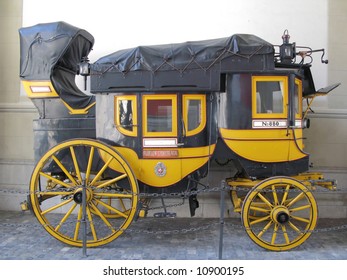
[92,34,274,74]
[19,21,95,109]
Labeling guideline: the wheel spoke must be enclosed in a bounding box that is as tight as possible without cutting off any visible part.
[257,220,273,238]
[286,192,305,208]
[291,215,310,224]
[281,185,290,205]
[89,157,113,186]
[288,221,303,235]
[93,192,133,199]
[38,191,74,196]
[90,201,116,233]
[271,223,278,245]
[95,174,128,189]
[86,206,98,241]
[39,172,72,188]
[250,215,271,225]
[119,198,127,212]
[55,202,77,231]
[290,204,312,212]
[74,206,83,240]
[249,205,271,213]
[85,146,94,186]
[93,198,128,219]
[70,146,82,184]
[281,224,290,244]
[256,192,273,208]
[272,185,279,205]
[41,198,73,215]
[51,155,78,185]
[106,198,111,215]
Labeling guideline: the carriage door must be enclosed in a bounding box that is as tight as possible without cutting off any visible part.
[251,74,304,162]
[142,94,182,186]
[141,93,208,187]
[251,76,291,162]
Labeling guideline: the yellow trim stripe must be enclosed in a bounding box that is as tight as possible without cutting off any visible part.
[22,80,59,98]
[62,100,96,115]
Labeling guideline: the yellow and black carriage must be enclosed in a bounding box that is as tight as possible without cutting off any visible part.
[19,22,339,251]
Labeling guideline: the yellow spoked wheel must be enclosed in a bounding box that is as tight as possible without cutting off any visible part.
[29,139,138,247]
[241,177,318,251]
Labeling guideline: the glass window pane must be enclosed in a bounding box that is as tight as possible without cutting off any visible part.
[147,99,172,132]
[187,99,201,131]
[118,99,133,131]
[256,81,284,114]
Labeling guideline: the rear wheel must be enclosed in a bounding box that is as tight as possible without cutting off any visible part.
[241,177,317,251]
[29,139,138,247]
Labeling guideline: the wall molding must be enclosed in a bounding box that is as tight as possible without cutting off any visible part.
[0,102,37,113]
[0,159,35,166]
[307,109,347,119]
[310,166,347,174]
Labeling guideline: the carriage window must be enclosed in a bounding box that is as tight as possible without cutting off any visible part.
[183,95,206,136]
[114,96,137,136]
[295,79,302,117]
[143,95,177,137]
[252,76,288,118]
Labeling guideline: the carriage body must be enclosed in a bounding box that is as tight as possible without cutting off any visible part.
[19,22,338,251]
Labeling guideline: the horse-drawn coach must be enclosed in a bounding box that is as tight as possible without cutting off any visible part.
[19,22,339,251]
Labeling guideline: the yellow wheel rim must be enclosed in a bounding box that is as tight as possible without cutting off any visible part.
[29,139,138,248]
[241,176,318,251]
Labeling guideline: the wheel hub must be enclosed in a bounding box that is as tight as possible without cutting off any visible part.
[73,187,92,204]
[271,205,290,224]
[277,212,290,224]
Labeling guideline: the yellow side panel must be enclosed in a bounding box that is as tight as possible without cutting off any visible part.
[101,145,215,187]
[220,128,306,163]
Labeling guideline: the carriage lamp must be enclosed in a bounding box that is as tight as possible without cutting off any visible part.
[280,30,296,64]
[78,56,90,91]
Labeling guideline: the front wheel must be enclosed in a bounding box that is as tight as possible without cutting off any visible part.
[241,177,318,251]
[29,139,139,247]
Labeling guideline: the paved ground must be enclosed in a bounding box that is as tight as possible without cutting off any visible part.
[0,210,346,260]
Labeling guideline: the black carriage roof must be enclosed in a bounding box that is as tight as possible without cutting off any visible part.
[93,34,274,72]
[19,21,95,109]
[91,34,275,93]
[19,21,94,80]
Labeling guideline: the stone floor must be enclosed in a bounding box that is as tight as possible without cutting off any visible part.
[0,210,347,260]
